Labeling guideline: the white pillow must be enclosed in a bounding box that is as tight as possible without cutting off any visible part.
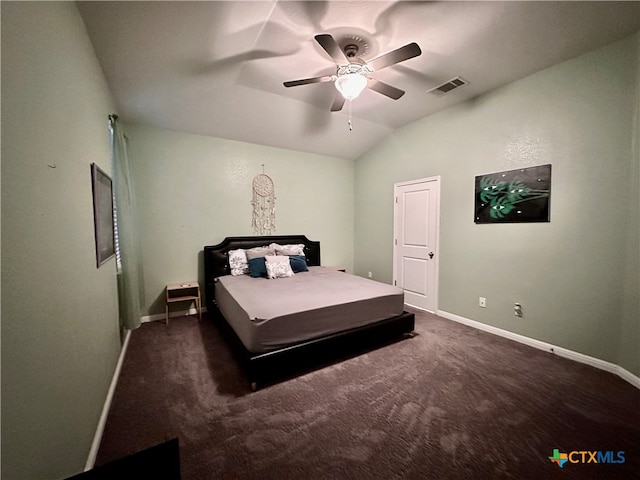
[269,243,305,256]
[228,249,249,276]
[245,246,275,260]
[265,255,294,279]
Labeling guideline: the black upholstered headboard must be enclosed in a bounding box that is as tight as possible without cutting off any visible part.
[203,235,320,311]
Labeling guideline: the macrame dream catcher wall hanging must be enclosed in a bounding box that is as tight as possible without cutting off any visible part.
[251,167,276,235]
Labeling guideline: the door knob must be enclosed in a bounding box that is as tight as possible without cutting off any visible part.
[428,252,434,259]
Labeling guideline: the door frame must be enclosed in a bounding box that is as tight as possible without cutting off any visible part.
[393,176,441,313]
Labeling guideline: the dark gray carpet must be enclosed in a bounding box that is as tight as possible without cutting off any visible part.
[96,308,640,479]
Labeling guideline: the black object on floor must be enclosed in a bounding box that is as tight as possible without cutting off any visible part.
[67,438,180,480]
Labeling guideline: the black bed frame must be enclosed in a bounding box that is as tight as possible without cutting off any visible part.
[203,235,415,390]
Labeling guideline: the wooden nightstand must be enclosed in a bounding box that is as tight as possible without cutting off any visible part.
[165,282,201,325]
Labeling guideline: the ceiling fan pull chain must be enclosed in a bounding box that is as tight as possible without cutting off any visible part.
[348,100,353,131]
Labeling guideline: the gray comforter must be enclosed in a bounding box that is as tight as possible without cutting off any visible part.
[215,266,405,352]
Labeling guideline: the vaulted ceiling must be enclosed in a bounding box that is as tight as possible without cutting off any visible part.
[77,1,640,160]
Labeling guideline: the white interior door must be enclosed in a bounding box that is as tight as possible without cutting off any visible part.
[393,177,440,312]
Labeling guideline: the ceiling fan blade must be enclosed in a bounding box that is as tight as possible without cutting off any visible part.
[315,34,349,64]
[330,92,345,112]
[368,79,405,100]
[283,75,333,87]
[367,42,421,71]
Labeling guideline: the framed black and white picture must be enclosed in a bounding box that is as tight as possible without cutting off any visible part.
[91,163,115,267]
[474,164,551,224]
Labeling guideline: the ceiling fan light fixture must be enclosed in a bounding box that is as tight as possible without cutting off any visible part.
[335,73,368,100]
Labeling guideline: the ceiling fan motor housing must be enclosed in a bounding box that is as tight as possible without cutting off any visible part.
[337,62,372,77]
[344,44,359,58]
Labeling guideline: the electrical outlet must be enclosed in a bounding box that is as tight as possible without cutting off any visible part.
[514,303,523,317]
[479,297,486,308]
[367,271,373,278]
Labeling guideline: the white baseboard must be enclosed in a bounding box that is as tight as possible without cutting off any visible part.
[140,306,207,324]
[434,309,640,390]
[85,329,132,471]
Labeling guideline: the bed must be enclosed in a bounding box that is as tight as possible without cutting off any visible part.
[204,235,415,390]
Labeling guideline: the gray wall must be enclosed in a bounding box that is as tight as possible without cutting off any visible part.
[619,32,640,376]
[1,3,121,479]
[124,123,355,316]
[354,33,640,376]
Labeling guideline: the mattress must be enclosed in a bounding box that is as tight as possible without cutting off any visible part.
[214,266,405,353]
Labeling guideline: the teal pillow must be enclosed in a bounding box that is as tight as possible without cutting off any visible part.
[289,255,308,273]
[248,257,267,278]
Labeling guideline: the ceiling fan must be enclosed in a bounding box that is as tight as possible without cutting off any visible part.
[283,34,422,112]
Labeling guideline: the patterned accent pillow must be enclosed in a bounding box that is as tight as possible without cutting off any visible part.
[270,243,305,256]
[265,255,294,279]
[228,249,249,276]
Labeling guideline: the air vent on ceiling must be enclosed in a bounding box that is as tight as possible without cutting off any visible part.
[427,77,468,96]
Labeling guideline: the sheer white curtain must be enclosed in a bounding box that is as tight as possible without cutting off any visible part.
[110,115,144,330]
